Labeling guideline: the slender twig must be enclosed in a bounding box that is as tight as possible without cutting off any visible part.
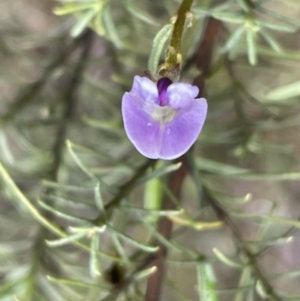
[192,17,222,92]
[0,161,126,261]
[99,158,188,301]
[1,36,82,124]
[92,159,157,225]
[188,15,282,301]
[226,59,252,149]
[145,157,188,301]
[0,32,94,243]
[169,0,193,54]
[204,189,283,301]
[24,31,94,300]
[46,31,94,182]
[160,0,194,75]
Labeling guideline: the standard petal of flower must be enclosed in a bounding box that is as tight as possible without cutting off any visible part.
[131,75,159,104]
[122,92,161,159]
[159,98,207,160]
[166,83,199,109]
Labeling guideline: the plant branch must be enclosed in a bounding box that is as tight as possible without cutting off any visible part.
[92,159,157,225]
[160,0,194,75]
[188,15,282,300]
[204,189,283,301]
[25,30,94,300]
[145,157,188,301]
[169,0,193,54]
[47,31,94,182]
[1,36,82,125]
[99,158,188,301]
[192,17,222,92]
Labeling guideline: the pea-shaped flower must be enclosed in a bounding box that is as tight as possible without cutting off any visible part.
[122,76,207,160]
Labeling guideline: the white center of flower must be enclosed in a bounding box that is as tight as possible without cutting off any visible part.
[143,101,176,123]
[151,106,176,123]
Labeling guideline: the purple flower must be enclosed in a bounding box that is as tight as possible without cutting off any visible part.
[122,75,207,160]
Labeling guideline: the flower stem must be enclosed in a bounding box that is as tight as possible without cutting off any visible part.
[169,0,193,54]
[160,0,194,76]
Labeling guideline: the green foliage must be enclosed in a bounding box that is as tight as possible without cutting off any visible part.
[1,0,300,300]
[196,257,219,301]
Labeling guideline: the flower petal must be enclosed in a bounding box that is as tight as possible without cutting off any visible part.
[166,83,199,109]
[122,92,161,159]
[159,98,207,160]
[131,75,159,104]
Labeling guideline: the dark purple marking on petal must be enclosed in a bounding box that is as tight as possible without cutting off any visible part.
[157,77,172,106]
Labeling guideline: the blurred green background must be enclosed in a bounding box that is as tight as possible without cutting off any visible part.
[1,0,300,301]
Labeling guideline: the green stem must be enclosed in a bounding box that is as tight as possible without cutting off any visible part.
[169,0,193,53]
[162,0,194,75]
[92,159,157,225]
